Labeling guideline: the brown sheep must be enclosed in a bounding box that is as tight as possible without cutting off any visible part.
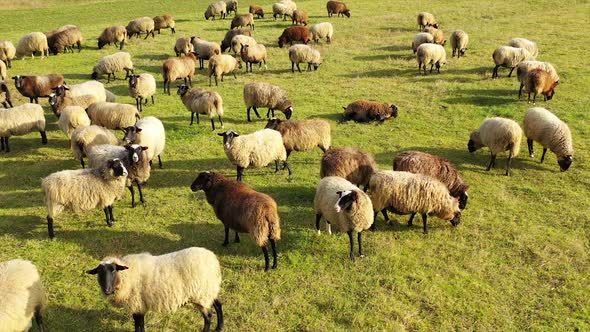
[265,117,331,161]
[153,15,175,34]
[320,147,377,191]
[523,68,559,104]
[341,100,399,123]
[162,53,198,95]
[249,5,264,18]
[220,29,252,52]
[292,10,309,26]
[231,13,255,30]
[47,26,83,54]
[278,26,312,48]
[327,1,350,17]
[191,171,281,271]
[12,74,65,103]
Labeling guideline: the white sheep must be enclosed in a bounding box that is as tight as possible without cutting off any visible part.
[230,34,257,54]
[15,32,48,59]
[417,12,438,30]
[416,43,446,74]
[58,106,91,139]
[54,80,109,103]
[191,37,221,69]
[272,0,297,21]
[205,1,227,20]
[450,30,469,57]
[240,43,267,72]
[523,107,573,171]
[177,84,224,130]
[0,59,6,81]
[174,37,194,56]
[208,54,241,86]
[0,259,47,332]
[310,22,334,44]
[92,52,134,83]
[243,81,294,121]
[423,26,445,45]
[126,17,155,39]
[468,117,522,175]
[508,38,538,59]
[411,32,433,54]
[70,125,120,168]
[0,103,47,152]
[492,46,533,79]
[128,73,156,112]
[87,102,140,130]
[87,247,223,332]
[0,40,16,67]
[288,44,321,72]
[48,93,98,118]
[122,116,166,169]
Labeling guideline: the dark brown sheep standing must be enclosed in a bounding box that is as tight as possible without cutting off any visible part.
[278,26,312,48]
[47,27,83,54]
[327,1,350,17]
[320,147,377,191]
[292,10,309,26]
[12,74,65,103]
[524,68,559,104]
[341,100,399,123]
[249,5,264,18]
[220,29,253,52]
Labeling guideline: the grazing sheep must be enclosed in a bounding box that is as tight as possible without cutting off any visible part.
[220,29,252,53]
[70,125,120,168]
[0,259,47,332]
[87,102,140,130]
[98,25,127,50]
[48,93,98,118]
[516,61,559,99]
[87,247,223,332]
[42,158,128,238]
[126,17,155,39]
[122,116,166,169]
[523,107,573,171]
[341,100,399,123]
[243,82,294,121]
[314,177,373,260]
[205,1,228,20]
[15,32,49,59]
[191,171,281,271]
[416,43,447,75]
[191,37,222,69]
[417,12,437,30]
[0,40,16,67]
[310,22,333,44]
[265,117,331,161]
[450,30,469,57]
[0,103,47,152]
[249,5,264,18]
[240,43,267,72]
[492,46,532,79]
[273,0,297,20]
[231,13,255,30]
[92,52,134,83]
[58,106,91,139]
[278,26,312,47]
[153,15,175,34]
[288,44,321,72]
[0,59,6,80]
[54,80,109,103]
[47,26,83,54]
[177,84,224,130]
[218,129,290,181]
[369,170,461,234]
[292,10,309,25]
[12,74,64,103]
[208,54,241,86]
[128,74,156,112]
[393,150,469,210]
[162,53,198,94]
[508,38,538,59]
[327,1,350,17]
[174,37,195,56]
[231,35,257,54]
[523,69,559,104]
[423,26,445,46]
[0,81,13,108]
[468,117,522,176]
[320,147,377,190]
[227,0,239,15]
[411,32,433,53]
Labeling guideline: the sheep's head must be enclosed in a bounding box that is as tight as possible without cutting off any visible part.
[91,71,98,79]
[11,75,23,88]
[388,104,399,118]
[128,75,140,89]
[107,158,128,178]
[218,130,240,149]
[97,38,106,49]
[432,23,439,29]
[278,37,285,48]
[282,105,294,119]
[191,171,217,192]
[545,81,558,100]
[87,260,128,296]
[335,190,358,213]
[52,84,69,97]
[458,191,469,210]
[125,144,148,164]
[467,131,482,153]
[177,84,191,96]
[343,9,351,18]
[122,126,141,145]
[265,117,282,130]
[558,155,573,172]
[450,211,461,226]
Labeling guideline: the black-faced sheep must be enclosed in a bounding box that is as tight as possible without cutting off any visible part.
[265,117,331,161]
[523,107,573,171]
[341,100,398,123]
[53,80,110,103]
[416,43,446,74]
[243,82,294,121]
[122,116,166,169]
[153,15,175,34]
[98,26,127,50]
[15,32,48,59]
[320,147,377,190]
[450,30,469,57]
[220,29,252,53]
[278,26,312,47]
[523,68,559,104]
[12,74,65,103]
[48,93,98,118]
[128,74,156,112]
[240,43,267,72]
[126,17,155,39]
[162,53,197,95]
[177,84,224,130]
[0,103,47,152]
[249,5,264,18]
[47,26,83,54]
[516,61,559,100]
[70,125,120,168]
[492,46,533,79]
[288,44,321,72]
[231,13,255,30]
[208,54,242,86]
[310,22,333,44]
[327,1,350,17]
[468,117,522,176]
[205,1,228,20]
[417,12,437,30]
[91,52,134,83]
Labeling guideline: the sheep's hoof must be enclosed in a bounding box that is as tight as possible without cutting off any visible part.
[222,241,229,247]
[529,154,534,158]
[359,254,366,259]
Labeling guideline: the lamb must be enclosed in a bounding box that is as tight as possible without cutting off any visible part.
[0,81,13,108]
[174,37,194,56]
[450,30,469,57]
[416,43,447,75]
[98,25,128,50]
[15,32,49,59]
[47,26,83,54]
[218,129,290,181]
[226,0,239,15]
[12,74,65,103]
[48,93,98,117]
[327,1,350,17]
[411,32,433,53]
[341,100,399,123]
[273,0,297,20]
[231,35,257,55]
[70,125,120,168]
[53,80,109,103]
[369,170,461,234]
[42,158,128,238]
[292,10,309,26]
[249,5,264,18]
[265,117,331,161]
[508,38,538,59]
[208,53,242,86]
[523,107,573,171]
[191,37,222,69]
[205,1,227,20]
[87,247,223,332]
[231,13,255,30]
[128,73,156,112]
[91,52,134,83]
[240,43,267,72]
[162,52,198,94]
[191,171,281,271]
[467,117,522,176]
[491,46,533,79]
[122,116,166,169]
[417,12,437,30]
[314,177,373,260]
[522,68,559,104]
[153,15,176,34]
[288,44,321,72]
[310,22,333,44]
[423,26,445,46]
[0,103,47,152]
[243,82,294,121]
[220,29,252,53]
[126,17,155,39]
[0,259,47,332]
[87,102,140,130]
[278,26,312,47]
[57,106,91,139]
[0,40,16,67]
[516,61,559,99]
[320,147,377,190]
[177,84,224,130]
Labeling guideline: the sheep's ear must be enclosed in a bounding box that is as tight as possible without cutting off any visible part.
[141,146,148,151]
[136,128,142,133]
[217,132,225,136]
[115,264,128,271]
[342,107,347,110]
[87,266,101,275]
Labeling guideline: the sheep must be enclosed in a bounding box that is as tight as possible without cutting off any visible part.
[523,107,573,171]
[162,52,197,95]
[177,84,224,130]
[218,129,290,181]
[12,74,65,103]
[292,10,309,26]
[492,46,533,79]
[220,29,252,53]
[126,17,155,39]
[423,26,445,46]
[450,30,469,57]
[88,143,151,207]
[273,0,297,20]
[128,73,156,112]
[508,38,538,59]
[42,158,128,238]
[91,52,134,83]
[288,44,321,72]
[341,100,399,123]
[0,103,46,152]
[122,116,166,169]
[310,22,333,44]
[243,82,294,121]
[153,15,176,34]
[205,1,227,20]
[70,125,120,168]
[87,102,140,130]
[327,1,350,17]
[231,35,257,55]
[416,43,447,75]
[314,177,374,260]
[468,117,522,176]
[320,147,377,190]
[369,170,461,234]
[208,54,242,86]
[15,32,49,59]
[191,171,281,271]
[48,93,98,118]
[226,0,239,15]
[249,5,264,18]
[240,43,267,72]
[58,106,91,139]
[191,37,222,69]
[278,26,312,47]
[516,61,559,99]
[0,59,6,80]
[53,80,109,103]
[231,13,255,30]
[393,150,469,211]
[0,81,13,108]
[174,37,195,56]
[0,40,16,67]
[265,117,331,161]
[47,26,83,54]
[0,259,47,332]
[98,25,127,50]
[522,68,559,104]
[87,247,223,331]
[417,12,437,30]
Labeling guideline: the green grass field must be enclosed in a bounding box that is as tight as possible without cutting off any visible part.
[1,0,589,331]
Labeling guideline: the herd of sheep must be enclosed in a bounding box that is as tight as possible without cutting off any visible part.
[0,0,577,331]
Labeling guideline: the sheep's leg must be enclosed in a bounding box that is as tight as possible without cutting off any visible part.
[104,208,112,226]
[436,63,441,73]
[518,83,524,99]
[40,131,47,144]
[158,155,163,168]
[527,91,531,103]
[151,95,154,104]
[234,232,240,243]
[422,214,429,234]
[80,157,85,168]
[262,245,270,271]
[136,180,145,204]
[144,31,149,39]
[190,112,195,125]
[492,65,500,79]
[486,153,496,171]
[297,63,302,73]
[222,227,230,246]
[136,98,140,111]
[163,79,168,94]
[237,166,244,181]
[213,299,224,331]
[199,307,213,332]
[108,205,115,222]
[0,137,4,151]
[253,106,261,118]
[347,230,355,261]
[214,74,218,86]
[283,161,292,176]
[357,232,365,258]
[128,185,136,207]
[247,107,252,122]
[34,304,46,332]
[527,139,535,158]
[274,160,280,172]
[429,64,434,73]
[532,92,537,104]
[270,238,278,269]
[315,214,322,234]
[371,212,378,230]
[47,216,54,239]
[540,148,547,163]
[452,48,456,57]
[505,149,513,176]
[210,118,215,131]
[3,137,9,152]
[196,113,200,124]
[218,115,224,129]
[508,67,515,77]
[132,313,145,332]
[307,63,312,71]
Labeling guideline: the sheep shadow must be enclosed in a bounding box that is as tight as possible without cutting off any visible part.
[338,68,417,78]
[375,45,412,52]
[63,73,93,81]
[0,158,73,191]
[255,184,316,208]
[443,88,517,106]
[314,112,342,122]
[158,158,229,172]
[134,53,169,61]
[380,26,417,33]
[0,215,45,238]
[49,305,128,332]
[352,54,396,61]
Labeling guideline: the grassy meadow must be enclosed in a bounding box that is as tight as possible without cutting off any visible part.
[1,0,589,330]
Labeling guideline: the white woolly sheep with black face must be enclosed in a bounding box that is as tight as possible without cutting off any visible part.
[88,260,129,296]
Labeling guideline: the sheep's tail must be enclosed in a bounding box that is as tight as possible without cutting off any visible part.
[267,211,281,241]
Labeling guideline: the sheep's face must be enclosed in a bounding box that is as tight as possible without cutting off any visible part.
[218,130,240,149]
[91,71,98,79]
[335,190,357,213]
[128,75,140,89]
[558,156,573,172]
[450,211,461,227]
[11,75,23,88]
[125,144,148,164]
[48,93,57,106]
[87,261,128,296]
[284,106,293,119]
[265,117,282,130]
[108,158,128,177]
[388,104,399,118]
[467,132,483,153]
[278,37,285,48]
[459,191,468,210]
[122,126,141,145]
[50,46,60,56]
[191,171,214,192]
[97,39,106,49]
[177,84,190,96]
[53,85,69,97]
[343,10,350,18]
